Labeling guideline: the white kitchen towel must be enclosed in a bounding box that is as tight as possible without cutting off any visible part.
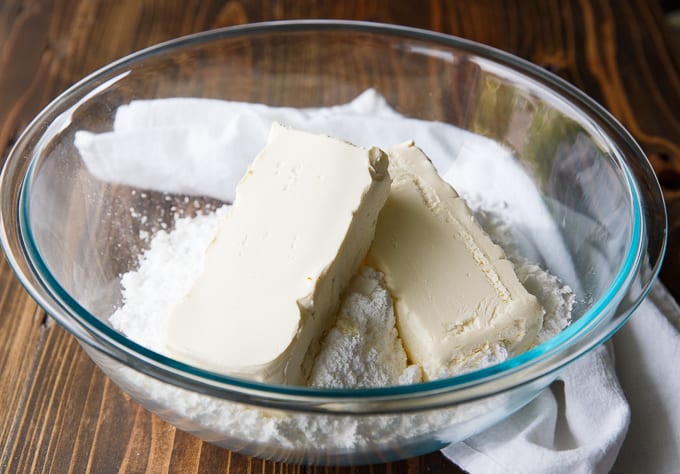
[611,283,680,473]
[442,343,629,473]
[444,282,680,474]
[74,90,679,473]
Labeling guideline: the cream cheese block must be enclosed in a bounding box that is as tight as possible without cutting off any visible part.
[365,141,544,380]
[166,123,391,384]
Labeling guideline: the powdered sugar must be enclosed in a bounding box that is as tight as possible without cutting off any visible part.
[102,196,573,457]
[109,207,230,351]
[310,267,422,388]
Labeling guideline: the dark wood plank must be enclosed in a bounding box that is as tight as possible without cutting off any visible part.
[0,0,677,473]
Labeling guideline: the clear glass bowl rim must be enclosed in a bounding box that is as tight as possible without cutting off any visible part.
[1,20,667,413]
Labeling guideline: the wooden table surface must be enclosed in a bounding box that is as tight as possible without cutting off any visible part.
[1,1,678,472]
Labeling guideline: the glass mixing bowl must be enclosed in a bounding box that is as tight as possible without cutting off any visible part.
[0,21,666,465]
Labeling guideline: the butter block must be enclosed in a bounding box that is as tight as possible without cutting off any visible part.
[166,123,391,385]
[366,141,544,380]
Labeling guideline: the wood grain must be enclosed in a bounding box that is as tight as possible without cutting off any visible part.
[0,1,678,472]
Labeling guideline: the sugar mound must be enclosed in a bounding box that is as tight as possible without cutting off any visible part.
[310,267,422,388]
